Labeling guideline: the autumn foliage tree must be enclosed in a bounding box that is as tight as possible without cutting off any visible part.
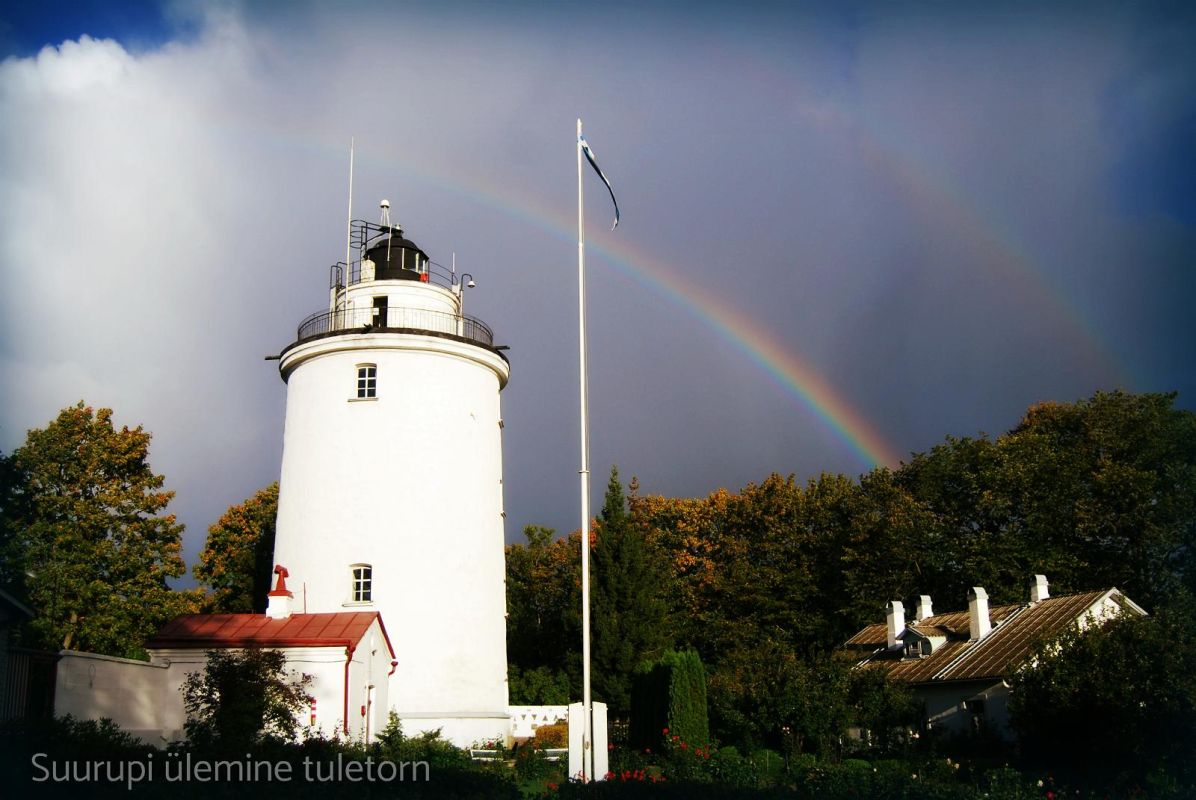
[0,403,196,658]
[195,483,279,613]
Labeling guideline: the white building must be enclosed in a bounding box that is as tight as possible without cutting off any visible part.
[55,568,395,744]
[270,207,512,746]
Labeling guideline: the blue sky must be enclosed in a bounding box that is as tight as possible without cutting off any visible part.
[0,0,182,58]
[1,1,1193,582]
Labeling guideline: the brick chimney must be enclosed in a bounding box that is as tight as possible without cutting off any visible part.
[1030,574,1049,603]
[915,595,934,622]
[968,587,990,640]
[886,600,906,649]
[266,565,294,620]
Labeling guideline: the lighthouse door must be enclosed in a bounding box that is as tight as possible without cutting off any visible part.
[372,296,388,328]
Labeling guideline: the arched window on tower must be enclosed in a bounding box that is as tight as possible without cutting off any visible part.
[355,364,377,399]
[351,564,373,603]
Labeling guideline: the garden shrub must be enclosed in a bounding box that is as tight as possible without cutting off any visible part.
[628,649,708,749]
[514,743,561,783]
[709,745,761,788]
[535,722,568,747]
[749,748,784,780]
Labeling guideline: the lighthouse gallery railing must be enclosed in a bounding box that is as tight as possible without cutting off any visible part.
[296,305,495,348]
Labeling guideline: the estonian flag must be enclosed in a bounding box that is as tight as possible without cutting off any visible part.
[579,134,620,231]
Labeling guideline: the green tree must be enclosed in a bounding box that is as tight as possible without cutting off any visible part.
[847,666,921,753]
[181,648,313,751]
[898,391,1196,608]
[591,467,673,714]
[194,483,279,613]
[708,642,852,757]
[508,664,571,705]
[1009,600,1196,793]
[0,403,196,657]
[505,525,580,679]
[999,392,1196,606]
[836,468,946,638]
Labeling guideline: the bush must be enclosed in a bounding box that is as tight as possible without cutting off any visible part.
[181,648,312,751]
[1009,603,1196,793]
[535,722,568,747]
[708,745,760,788]
[515,742,563,783]
[629,649,708,749]
[749,749,784,781]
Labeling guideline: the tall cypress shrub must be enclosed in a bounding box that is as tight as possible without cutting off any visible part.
[629,649,709,748]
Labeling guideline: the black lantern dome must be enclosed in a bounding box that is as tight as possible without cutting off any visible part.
[365,234,429,281]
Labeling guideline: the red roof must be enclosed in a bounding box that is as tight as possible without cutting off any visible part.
[147,612,394,658]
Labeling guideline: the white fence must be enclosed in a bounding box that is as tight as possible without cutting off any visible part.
[508,705,567,739]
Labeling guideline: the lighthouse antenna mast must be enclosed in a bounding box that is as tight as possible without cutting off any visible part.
[337,137,355,318]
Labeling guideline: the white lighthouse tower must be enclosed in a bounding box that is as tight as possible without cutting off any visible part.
[272,201,511,745]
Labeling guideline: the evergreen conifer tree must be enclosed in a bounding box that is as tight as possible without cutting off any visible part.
[591,466,672,714]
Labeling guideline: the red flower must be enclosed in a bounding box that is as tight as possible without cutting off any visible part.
[621,770,631,781]
[680,741,687,750]
[645,748,652,754]
[662,727,669,735]
[604,772,614,781]
[608,742,614,750]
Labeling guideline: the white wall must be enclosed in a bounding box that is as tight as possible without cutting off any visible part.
[920,681,1012,741]
[54,651,170,744]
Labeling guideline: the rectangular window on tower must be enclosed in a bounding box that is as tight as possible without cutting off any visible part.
[355,364,377,399]
[351,564,373,603]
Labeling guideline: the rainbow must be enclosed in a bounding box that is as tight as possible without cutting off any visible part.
[308,123,1120,471]
[582,240,905,468]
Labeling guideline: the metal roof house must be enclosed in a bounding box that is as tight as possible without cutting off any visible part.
[841,575,1147,739]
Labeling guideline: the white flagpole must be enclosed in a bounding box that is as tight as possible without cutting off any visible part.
[576,117,594,783]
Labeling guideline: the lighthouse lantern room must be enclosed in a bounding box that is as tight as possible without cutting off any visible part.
[272,200,511,746]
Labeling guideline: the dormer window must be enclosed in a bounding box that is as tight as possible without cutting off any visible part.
[903,634,934,659]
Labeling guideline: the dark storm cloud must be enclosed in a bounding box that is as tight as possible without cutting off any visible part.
[1,1,1192,581]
